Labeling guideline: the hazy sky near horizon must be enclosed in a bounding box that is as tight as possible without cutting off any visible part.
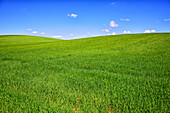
[0,0,170,39]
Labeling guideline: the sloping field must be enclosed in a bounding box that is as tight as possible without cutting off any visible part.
[0,33,169,112]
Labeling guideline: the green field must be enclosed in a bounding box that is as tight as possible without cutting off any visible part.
[0,33,169,112]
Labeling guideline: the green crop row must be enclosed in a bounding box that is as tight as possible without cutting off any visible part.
[0,33,169,112]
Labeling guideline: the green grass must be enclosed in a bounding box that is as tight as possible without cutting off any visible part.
[0,33,169,112]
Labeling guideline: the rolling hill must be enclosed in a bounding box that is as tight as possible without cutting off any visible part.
[0,33,169,112]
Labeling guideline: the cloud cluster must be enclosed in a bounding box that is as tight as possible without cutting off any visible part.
[107,32,116,35]
[52,36,63,38]
[123,30,131,33]
[32,31,38,34]
[101,29,110,32]
[27,28,46,35]
[101,21,118,35]
[27,29,32,31]
[68,14,78,18]
[164,19,170,21]
[144,30,156,33]
[105,29,110,32]
[120,18,130,21]
[110,21,119,27]
[112,32,116,35]
[70,34,74,36]
[26,28,65,39]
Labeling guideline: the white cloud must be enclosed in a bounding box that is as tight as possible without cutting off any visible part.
[164,19,170,21]
[111,2,115,5]
[123,30,131,34]
[150,30,156,32]
[112,32,116,35]
[101,29,105,31]
[144,30,150,33]
[105,29,110,32]
[32,31,38,33]
[120,18,130,21]
[71,14,78,18]
[41,32,45,35]
[144,30,156,33]
[110,21,119,27]
[107,33,111,35]
[27,29,32,31]
[70,34,74,36]
[87,32,90,36]
[52,36,63,38]
[68,13,78,18]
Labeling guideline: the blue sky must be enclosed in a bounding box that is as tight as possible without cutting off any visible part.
[0,0,170,39]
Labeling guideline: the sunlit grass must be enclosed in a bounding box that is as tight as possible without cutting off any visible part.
[0,33,169,112]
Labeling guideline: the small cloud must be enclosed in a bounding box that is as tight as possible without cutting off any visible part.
[120,18,130,21]
[111,2,115,5]
[164,19,170,21]
[105,29,110,32]
[71,14,78,18]
[68,13,78,18]
[112,32,116,35]
[107,33,111,35]
[123,30,131,34]
[101,29,110,32]
[52,36,63,38]
[70,34,74,36]
[110,21,119,27]
[32,31,38,34]
[41,32,45,35]
[87,32,90,37]
[144,30,156,33]
[27,29,32,31]
[150,30,156,32]
[144,30,150,33]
